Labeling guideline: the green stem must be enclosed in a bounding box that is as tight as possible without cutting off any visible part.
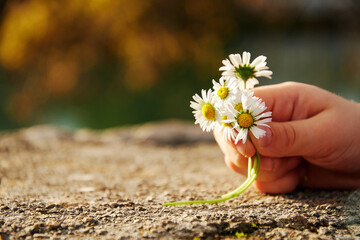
[221,152,260,199]
[162,152,261,206]
[247,156,252,177]
[162,194,235,206]
[221,157,253,199]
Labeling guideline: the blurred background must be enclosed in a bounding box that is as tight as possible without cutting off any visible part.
[0,0,359,130]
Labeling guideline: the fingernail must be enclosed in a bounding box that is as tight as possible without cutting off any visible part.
[260,157,273,171]
[259,127,273,147]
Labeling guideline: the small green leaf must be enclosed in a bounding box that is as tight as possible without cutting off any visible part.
[250,223,259,229]
[235,231,247,238]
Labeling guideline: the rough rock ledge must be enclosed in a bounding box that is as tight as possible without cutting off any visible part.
[0,121,359,239]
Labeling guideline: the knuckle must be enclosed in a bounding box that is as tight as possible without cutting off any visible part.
[280,123,297,153]
[257,123,298,157]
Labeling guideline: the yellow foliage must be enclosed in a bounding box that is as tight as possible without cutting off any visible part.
[0,0,236,122]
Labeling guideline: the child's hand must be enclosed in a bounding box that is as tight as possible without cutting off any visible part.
[214,82,360,194]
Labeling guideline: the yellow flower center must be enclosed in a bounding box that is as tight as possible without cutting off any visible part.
[237,113,254,128]
[217,87,229,100]
[202,103,216,120]
[235,103,243,112]
[221,116,232,128]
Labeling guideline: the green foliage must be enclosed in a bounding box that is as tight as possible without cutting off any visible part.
[220,222,259,239]
[235,232,248,238]
[235,64,256,81]
[221,230,247,239]
[250,223,259,229]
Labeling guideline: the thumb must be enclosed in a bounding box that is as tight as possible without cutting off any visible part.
[251,116,327,158]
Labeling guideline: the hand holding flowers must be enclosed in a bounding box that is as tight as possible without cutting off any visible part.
[164,51,360,206]
[163,51,273,205]
[231,82,360,194]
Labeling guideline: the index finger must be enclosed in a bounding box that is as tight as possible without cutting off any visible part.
[253,82,331,122]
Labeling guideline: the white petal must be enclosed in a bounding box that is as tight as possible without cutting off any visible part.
[256,122,270,128]
[219,66,231,71]
[234,133,241,144]
[251,55,266,68]
[242,51,251,65]
[256,70,273,79]
[235,128,247,144]
[255,112,272,119]
[252,105,266,117]
[206,89,213,102]
[246,78,259,89]
[227,77,240,90]
[255,65,269,71]
[193,94,202,103]
[256,117,272,124]
[225,102,239,116]
[222,119,233,123]
[234,53,243,65]
[212,79,219,89]
[240,128,249,144]
[241,93,250,112]
[201,89,207,101]
[222,59,232,67]
[255,118,272,127]
[190,102,200,110]
[227,128,236,141]
[226,132,232,142]
[250,99,267,116]
[220,77,225,86]
[238,80,246,90]
[222,71,235,77]
[229,54,240,66]
[250,126,265,139]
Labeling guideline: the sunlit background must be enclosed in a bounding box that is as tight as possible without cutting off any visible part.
[0,0,359,130]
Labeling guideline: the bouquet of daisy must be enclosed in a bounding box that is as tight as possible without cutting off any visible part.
[163,52,272,206]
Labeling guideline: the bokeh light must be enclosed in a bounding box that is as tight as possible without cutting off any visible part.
[0,0,359,129]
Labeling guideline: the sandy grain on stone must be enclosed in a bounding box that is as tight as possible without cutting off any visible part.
[0,122,358,239]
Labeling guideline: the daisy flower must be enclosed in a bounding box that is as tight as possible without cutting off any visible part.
[212,77,239,107]
[217,115,237,142]
[219,51,273,90]
[217,90,253,142]
[224,90,272,144]
[190,89,221,132]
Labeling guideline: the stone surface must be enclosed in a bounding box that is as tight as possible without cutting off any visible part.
[0,121,359,239]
